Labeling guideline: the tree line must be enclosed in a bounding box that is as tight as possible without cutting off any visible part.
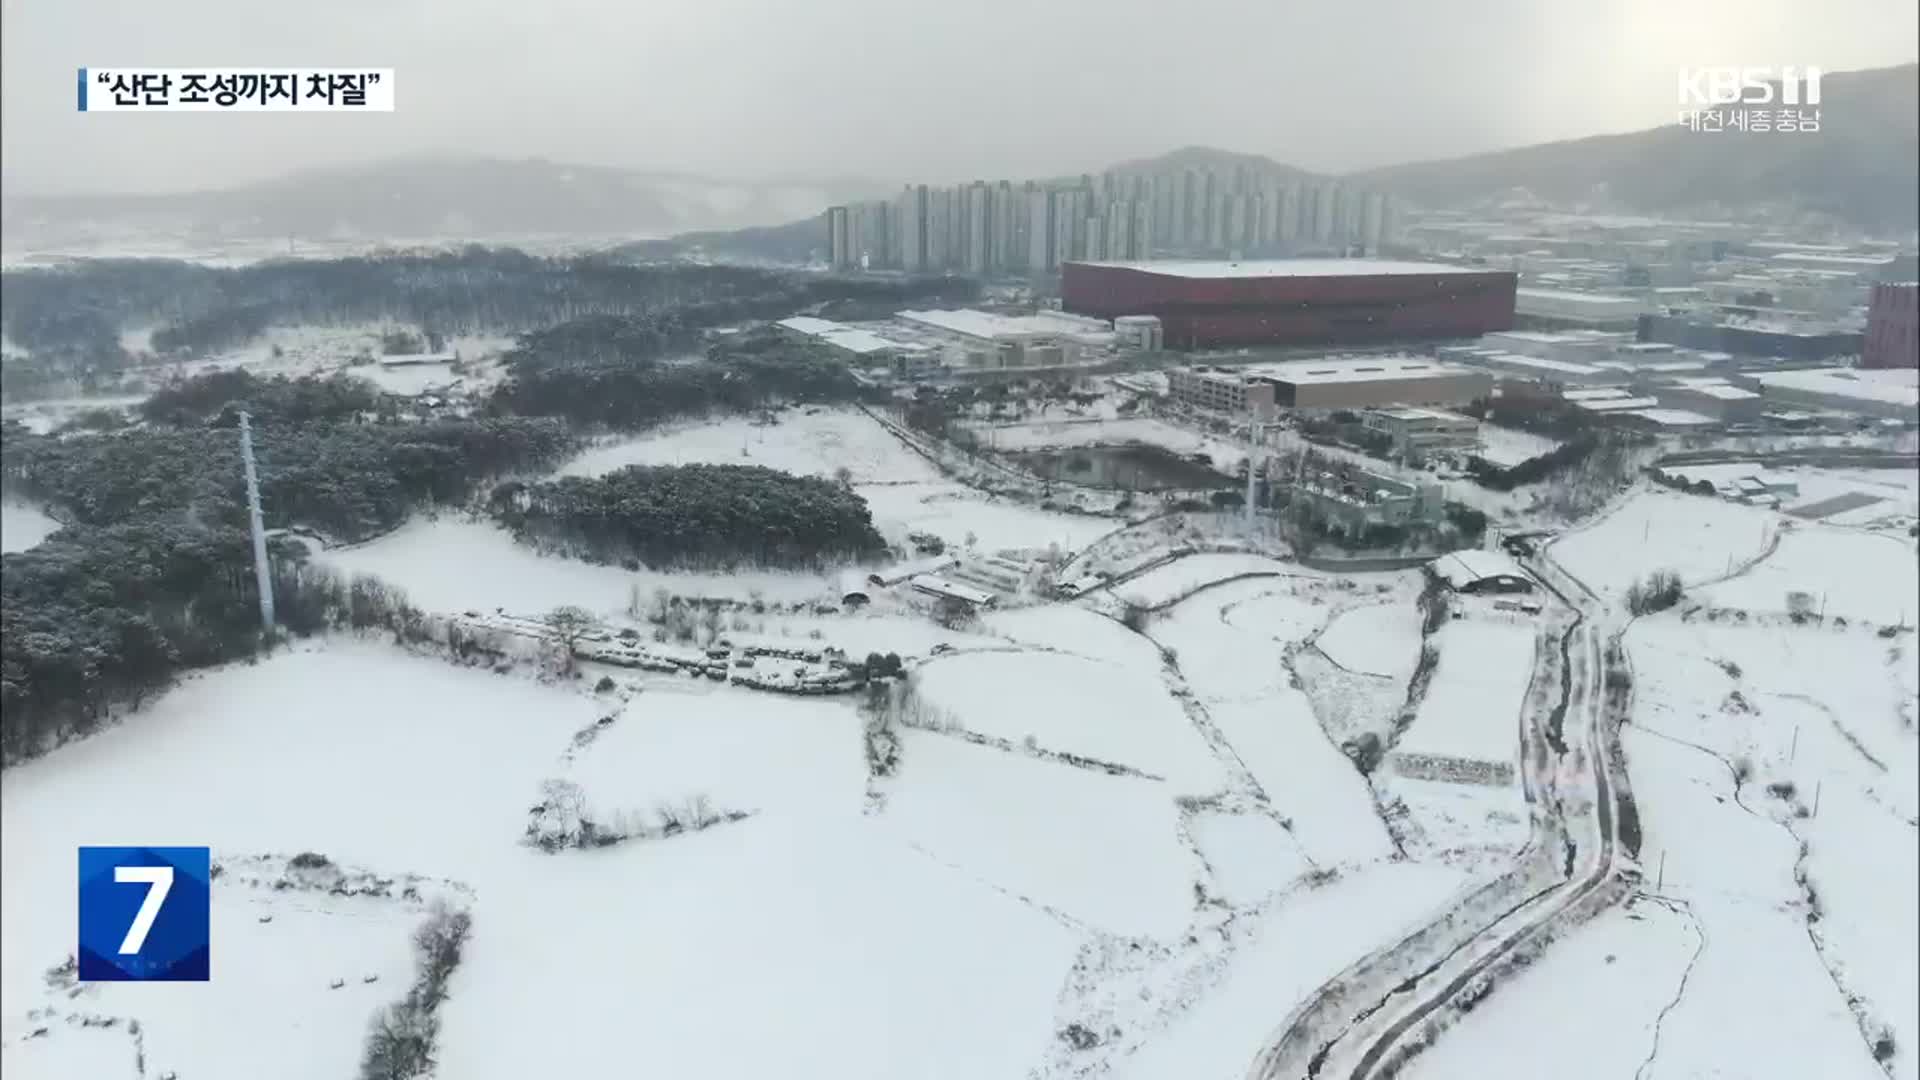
[2,249,977,399]
[491,463,888,571]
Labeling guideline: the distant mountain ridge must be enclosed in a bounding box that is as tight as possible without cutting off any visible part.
[5,63,1913,254]
[0,155,891,249]
[1353,63,1919,230]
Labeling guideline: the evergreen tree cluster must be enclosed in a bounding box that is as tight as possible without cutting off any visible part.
[494,463,888,571]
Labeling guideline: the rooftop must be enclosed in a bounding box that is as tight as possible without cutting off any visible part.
[1751,367,1920,408]
[1252,356,1482,386]
[1671,382,1761,401]
[1067,258,1495,279]
[1475,351,1607,376]
[1562,387,1634,401]
[1576,396,1663,412]
[1375,406,1476,423]
[896,308,1113,342]
[1515,288,1645,307]
[1624,408,1719,427]
[1770,253,1898,268]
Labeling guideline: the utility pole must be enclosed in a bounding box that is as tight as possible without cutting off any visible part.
[238,411,276,631]
[1788,724,1799,765]
[1244,415,1263,538]
[1813,779,1823,818]
[1656,849,1666,892]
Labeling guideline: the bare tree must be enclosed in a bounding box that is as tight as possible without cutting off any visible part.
[545,605,595,673]
[832,465,854,490]
[698,605,724,646]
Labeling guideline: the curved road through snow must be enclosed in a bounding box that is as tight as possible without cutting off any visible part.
[1245,530,1629,1080]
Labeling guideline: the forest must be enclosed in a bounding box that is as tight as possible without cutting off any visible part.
[490,328,874,429]
[0,371,579,761]
[492,464,888,570]
[1,249,976,399]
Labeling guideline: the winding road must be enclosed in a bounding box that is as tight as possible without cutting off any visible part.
[1245,530,1630,1079]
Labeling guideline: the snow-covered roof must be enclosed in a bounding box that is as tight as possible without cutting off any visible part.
[1576,396,1662,412]
[777,316,846,335]
[1622,408,1719,427]
[1067,258,1494,279]
[1475,352,1606,376]
[908,574,995,606]
[1514,288,1644,307]
[1432,549,1531,589]
[1254,357,1480,386]
[1750,368,1920,408]
[1562,387,1633,401]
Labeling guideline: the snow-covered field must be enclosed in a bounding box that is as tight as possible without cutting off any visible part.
[1112,861,1469,1080]
[1695,524,1918,626]
[317,516,845,618]
[1624,616,1916,1080]
[1315,601,1422,679]
[1393,619,1535,767]
[559,409,944,486]
[1401,898,1701,1080]
[914,651,1222,790]
[1112,552,1297,609]
[1552,489,1779,600]
[1473,425,1561,468]
[1,501,61,553]
[960,416,1251,469]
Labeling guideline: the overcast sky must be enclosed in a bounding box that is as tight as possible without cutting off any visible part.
[3,0,1915,196]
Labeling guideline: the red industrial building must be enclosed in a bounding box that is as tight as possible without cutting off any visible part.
[1863,282,1919,369]
[1060,258,1518,349]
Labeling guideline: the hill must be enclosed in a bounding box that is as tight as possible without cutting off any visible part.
[0,155,888,249]
[1353,63,1919,230]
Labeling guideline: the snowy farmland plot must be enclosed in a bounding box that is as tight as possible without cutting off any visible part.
[1624,616,1917,1080]
[1695,524,1919,626]
[316,516,845,619]
[559,408,946,486]
[1552,488,1780,601]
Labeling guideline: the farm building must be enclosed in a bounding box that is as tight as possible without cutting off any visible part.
[1432,549,1536,594]
[868,556,959,587]
[839,572,872,608]
[907,574,998,609]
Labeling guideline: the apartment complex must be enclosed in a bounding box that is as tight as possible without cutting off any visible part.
[825,165,1402,275]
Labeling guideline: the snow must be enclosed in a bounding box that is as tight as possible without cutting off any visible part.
[1,501,62,553]
[568,685,865,823]
[1112,860,1469,1080]
[1551,489,1779,601]
[0,642,590,1080]
[316,516,840,618]
[1394,619,1535,767]
[1402,899,1702,1080]
[1696,525,1919,626]
[1473,425,1561,468]
[855,481,1115,553]
[1625,616,1917,1080]
[348,361,459,397]
[1189,813,1310,908]
[981,604,1163,668]
[1385,777,1530,860]
[558,409,944,486]
[1315,602,1422,679]
[959,416,1249,469]
[882,733,1194,939]
[914,651,1221,790]
[1147,580,1397,867]
[1114,552,1297,609]
[439,811,1079,1080]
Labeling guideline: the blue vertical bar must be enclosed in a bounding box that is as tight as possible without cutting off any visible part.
[77,67,88,111]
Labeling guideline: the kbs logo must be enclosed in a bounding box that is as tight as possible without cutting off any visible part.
[1678,66,1822,106]
[1677,67,1822,135]
[78,847,211,982]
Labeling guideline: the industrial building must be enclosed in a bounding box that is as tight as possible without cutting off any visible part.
[1731,367,1920,421]
[1058,258,1517,349]
[1362,407,1481,455]
[1512,288,1649,329]
[1865,282,1919,369]
[1653,377,1765,422]
[1639,314,1864,362]
[1290,465,1445,533]
[1167,366,1275,416]
[775,316,940,379]
[1262,356,1492,410]
[1113,314,1165,351]
[892,308,1113,368]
